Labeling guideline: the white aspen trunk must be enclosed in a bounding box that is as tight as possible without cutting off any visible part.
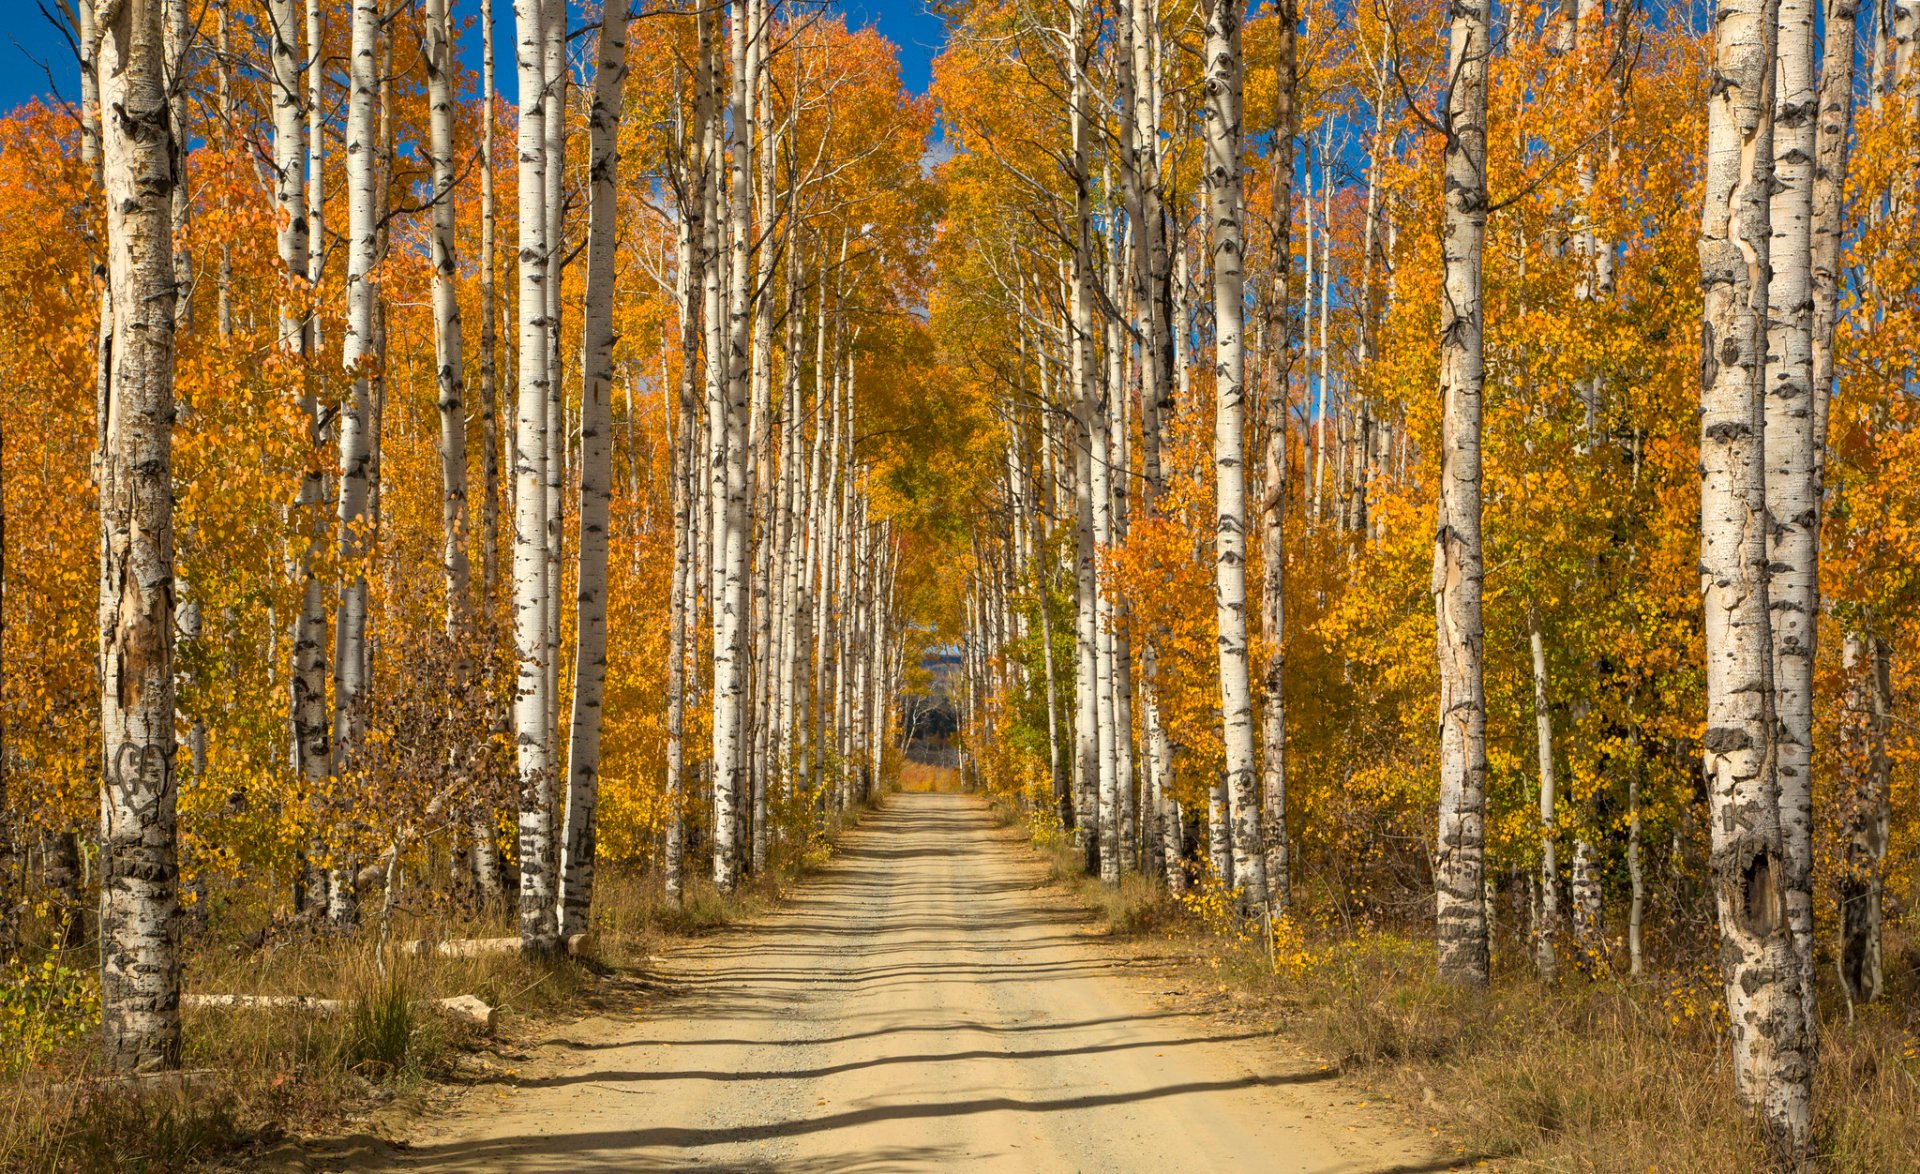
[427,0,470,630]
[162,0,191,333]
[1109,345,1136,873]
[559,2,628,939]
[1697,0,1812,1146]
[1529,602,1559,981]
[541,0,567,756]
[1837,629,1891,1005]
[1260,0,1297,916]
[708,0,755,888]
[1202,0,1264,911]
[1765,0,1820,1029]
[266,0,331,822]
[1627,750,1645,980]
[1571,836,1602,955]
[1431,0,1492,986]
[330,1,381,925]
[1811,0,1857,508]
[98,0,181,1071]
[512,0,559,958]
[305,0,324,309]
[664,115,702,902]
[480,0,502,598]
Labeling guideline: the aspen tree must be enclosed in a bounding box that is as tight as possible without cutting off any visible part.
[1202,0,1265,910]
[1837,629,1891,1004]
[513,0,559,958]
[1529,601,1559,981]
[1697,0,1813,1145]
[427,0,470,629]
[97,0,182,1074]
[1765,0,1820,1022]
[480,0,503,598]
[1432,0,1492,986]
[540,0,567,760]
[329,0,384,925]
[1260,0,1297,916]
[560,0,628,938]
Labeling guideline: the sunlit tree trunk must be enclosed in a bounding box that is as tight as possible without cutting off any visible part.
[479,0,502,600]
[1765,0,1820,1030]
[512,0,559,958]
[540,0,568,757]
[1431,0,1491,986]
[327,0,383,927]
[1202,0,1265,911]
[1837,628,1890,1005]
[427,0,469,631]
[1528,601,1559,981]
[1260,0,1297,918]
[97,0,181,1073]
[560,1,628,939]
[1697,0,1812,1147]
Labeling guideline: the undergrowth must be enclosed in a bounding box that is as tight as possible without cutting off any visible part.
[1027,827,1920,1172]
[0,799,878,1173]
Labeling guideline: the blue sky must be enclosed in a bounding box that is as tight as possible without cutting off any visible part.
[0,2,946,119]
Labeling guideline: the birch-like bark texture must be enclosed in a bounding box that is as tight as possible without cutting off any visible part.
[1202,0,1264,911]
[480,0,502,598]
[1810,0,1857,492]
[541,0,567,750]
[266,0,309,355]
[1764,0,1819,1028]
[1696,0,1812,1146]
[97,0,181,1073]
[305,0,324,341]
[710,0,754,890]
[1837,629,1890,1005]
[512,0,559,958]
[1430,0,1491,987]
[427,0,469,631]
[335,0,381,786]
[1260,0,1296,918]
[1528,602,1559,982]
[560,1,629,940]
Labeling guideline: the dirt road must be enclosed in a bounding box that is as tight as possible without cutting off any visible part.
[377,794,1450,1172]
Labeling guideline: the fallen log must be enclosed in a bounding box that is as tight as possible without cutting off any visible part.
[183,993,498,1029]
[394,933,586,958]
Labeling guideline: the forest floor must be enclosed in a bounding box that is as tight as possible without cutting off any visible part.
[294,792,1452,1172]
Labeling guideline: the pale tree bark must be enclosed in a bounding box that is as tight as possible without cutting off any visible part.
[1202,0,1265,911]
[328,0,383,926]
[1765,0,1819,1028]
[97,0,181,1073]
[513,0,559,958]
[1811,0,1857,492]
[305,0,324,342]
[1528,601,1559,981]
[1697,0,1812,1147]
[560,1,628,939]
[664,66,705,907]
[427,0,470,630]
[541,0,567,760]
[480,0,503,598]
[162,0,191,334]
[1260,0,1296,918]
[1837,629,1890,1006]
[1432,0,1491,986]
[711,0,755,889]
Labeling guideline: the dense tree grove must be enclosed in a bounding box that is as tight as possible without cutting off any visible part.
[938,0,1917,1152]
[0,0,1917,1159]
[0,0,956,1067]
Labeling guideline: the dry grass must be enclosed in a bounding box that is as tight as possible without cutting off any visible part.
[1047,865,1920,1172]
[0,804,881,1173]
